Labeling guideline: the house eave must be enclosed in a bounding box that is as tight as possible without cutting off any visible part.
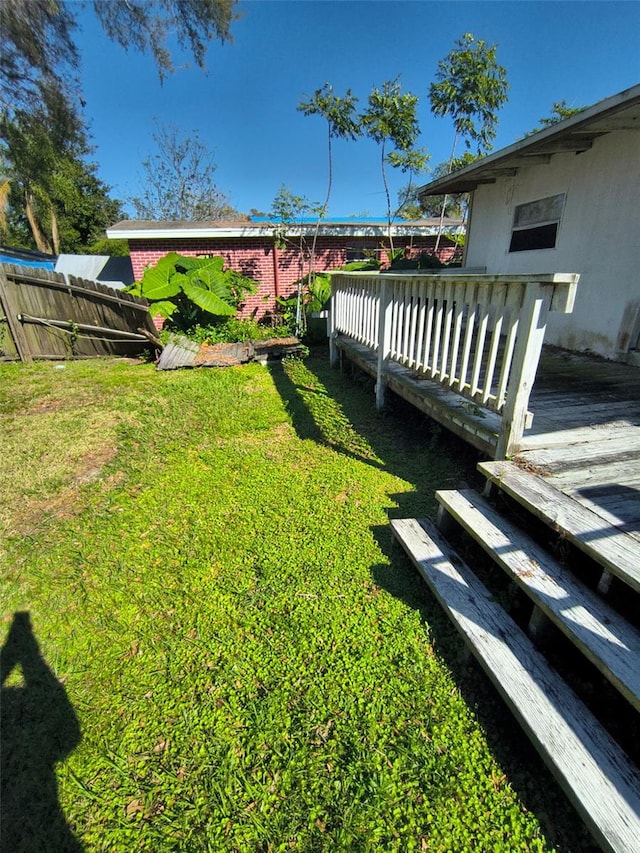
[106,219,466,241]
[418,83,640,198]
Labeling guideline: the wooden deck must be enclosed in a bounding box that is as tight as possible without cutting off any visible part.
[519,348,640,545]
[336,337,640,544]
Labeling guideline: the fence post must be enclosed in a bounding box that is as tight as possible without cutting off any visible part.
[496,282,550,459]
[376,278,392,411]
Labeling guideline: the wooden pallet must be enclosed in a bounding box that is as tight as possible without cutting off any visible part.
[391,517,640,853]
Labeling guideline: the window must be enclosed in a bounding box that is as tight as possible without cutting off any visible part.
[346,244,377,262]
[509,193,565,252]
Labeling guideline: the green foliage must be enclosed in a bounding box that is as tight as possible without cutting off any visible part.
[0,80,123,253]
[523,101,588,137]
[128,252,257,331]
[0,357,584,852]
[388,252,444,271]
[361,80,429,246]
[1,0,238,115]
[298,84,361,145]
[174,317,295,345]
[429,33,509,155]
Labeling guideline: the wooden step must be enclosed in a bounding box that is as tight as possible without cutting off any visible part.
[479,460,640,593]
[435,488,640,712]
[391,517,640,853]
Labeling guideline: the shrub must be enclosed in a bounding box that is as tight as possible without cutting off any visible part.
[128,253,258,332]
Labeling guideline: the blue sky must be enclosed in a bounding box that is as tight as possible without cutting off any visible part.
[76,1,640,220]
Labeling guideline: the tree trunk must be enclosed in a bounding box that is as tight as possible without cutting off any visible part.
[24,190,52,254]
[50,204,60,254]
[434,132,459,256]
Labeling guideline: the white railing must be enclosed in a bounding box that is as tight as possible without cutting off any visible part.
[329,271,579,458]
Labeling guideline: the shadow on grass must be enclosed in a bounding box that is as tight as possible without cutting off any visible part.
[1,612,83,853]
[270,351,598,853]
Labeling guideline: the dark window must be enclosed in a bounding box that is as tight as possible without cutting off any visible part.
[509,223,558,252]
[346,244,377,262]
[509,193,565,253]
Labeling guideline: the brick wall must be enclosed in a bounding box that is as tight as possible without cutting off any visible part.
[129,235,458,320]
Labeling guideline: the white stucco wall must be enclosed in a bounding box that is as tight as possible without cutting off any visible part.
[464,130,640,360]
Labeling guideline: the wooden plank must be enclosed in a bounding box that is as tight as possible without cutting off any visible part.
[549,464,640,491]
[520,425,636,452]
[390,516,640,853]
[517,434,640,471]
[6,265,150,312]
[435,488,640,711]
[0,267,33,361]
[497,284,551,459]
[479,461,640,592]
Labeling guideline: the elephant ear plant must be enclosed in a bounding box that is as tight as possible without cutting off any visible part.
[129,252,258,332]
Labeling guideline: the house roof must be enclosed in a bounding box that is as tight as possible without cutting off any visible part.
[418,83,640,197]
[106,217,464,241]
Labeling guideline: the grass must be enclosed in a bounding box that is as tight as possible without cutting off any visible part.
[0,353,597,852]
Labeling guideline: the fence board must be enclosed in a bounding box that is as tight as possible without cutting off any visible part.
[0,263,155,361]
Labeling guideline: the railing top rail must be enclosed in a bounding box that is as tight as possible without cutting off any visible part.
[331,271,579,284]
[330,271,579,314]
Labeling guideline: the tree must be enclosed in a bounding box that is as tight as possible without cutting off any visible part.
[429,33,509,251]
[360,79,429,253]
[523,100,587,137]
[297,83,361,278]
[0,80,123,253]
[1,1,239,249]
[130,124,238,221]
[269,185,323,335]
[1,0,239,115]
[297,83,361,219]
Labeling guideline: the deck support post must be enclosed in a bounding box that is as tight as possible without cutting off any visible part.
[375,279,392,411]
[597,570,613,595]
[527,604,555,646]
[328,289,339,368]
[496,283,550,459]
[436,503,461,539]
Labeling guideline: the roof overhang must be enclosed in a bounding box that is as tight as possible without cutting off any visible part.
[106,219,465,241]
[418,84,640,197]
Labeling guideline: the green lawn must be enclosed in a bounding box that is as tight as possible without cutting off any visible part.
[0,353,595,852]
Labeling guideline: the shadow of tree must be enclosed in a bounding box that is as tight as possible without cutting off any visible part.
[1,612,83,852]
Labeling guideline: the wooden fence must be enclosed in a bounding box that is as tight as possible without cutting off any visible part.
[0,263,156,362]
[329,270,579,458]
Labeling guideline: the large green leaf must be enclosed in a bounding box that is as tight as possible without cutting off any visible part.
[138,265,180,300]
[175,254,225,274]
[188,265,232,299]
[182,278,235,316]
[149,300,178,319]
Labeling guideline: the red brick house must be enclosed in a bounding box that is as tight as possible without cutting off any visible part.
[106,218,463,319]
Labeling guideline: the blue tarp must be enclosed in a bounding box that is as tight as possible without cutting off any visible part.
[0,253,55,270]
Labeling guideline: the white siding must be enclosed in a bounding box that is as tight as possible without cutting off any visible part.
[465,131,640,360]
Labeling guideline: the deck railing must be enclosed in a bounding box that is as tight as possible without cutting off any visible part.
[329,271,579,458]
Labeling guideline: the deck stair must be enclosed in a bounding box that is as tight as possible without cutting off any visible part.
[390,469,640,851]
[479,460,640,593]
[434,487,640,712]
